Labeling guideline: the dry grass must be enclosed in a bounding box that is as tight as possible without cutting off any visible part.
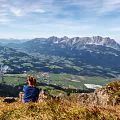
[0,80,120,120]
[0,97,120,120]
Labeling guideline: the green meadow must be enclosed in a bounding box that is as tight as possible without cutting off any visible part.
[0,73,116,89]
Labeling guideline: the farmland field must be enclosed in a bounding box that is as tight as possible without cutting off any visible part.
[0,73,117,89]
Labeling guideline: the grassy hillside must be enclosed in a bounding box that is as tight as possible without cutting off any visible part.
[0,97,120,120]
[0,81,120,120]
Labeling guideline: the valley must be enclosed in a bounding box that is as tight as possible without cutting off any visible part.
[1,36,120,77]
[0,36,120,97]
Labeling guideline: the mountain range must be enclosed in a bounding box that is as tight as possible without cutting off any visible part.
[22,36,120,50]
[0,36,120,77]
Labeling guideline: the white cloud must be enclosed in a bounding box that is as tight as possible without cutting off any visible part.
[10,7,23,16]
[33,9,45,13]
[99,0,120,14]
[0,18,11,24]
[0,0,47,17]
[63,0,120,15]
[109,27,120,32]
[9,5,46,17]
[0,0,120,18]
[0,0,119,41]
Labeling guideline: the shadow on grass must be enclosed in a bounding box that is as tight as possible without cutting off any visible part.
[0,83,20,97]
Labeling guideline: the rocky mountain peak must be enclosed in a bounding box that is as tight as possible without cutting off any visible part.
[25,36,120,50]
[61,36,69,40]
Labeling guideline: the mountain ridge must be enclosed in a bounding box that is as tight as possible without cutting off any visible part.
[0,36,119,49]
[29,36,120,50]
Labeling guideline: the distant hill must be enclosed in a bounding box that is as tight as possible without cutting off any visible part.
[0,38,29,45]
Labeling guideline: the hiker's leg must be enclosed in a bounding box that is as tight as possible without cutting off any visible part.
[19,92,24,102]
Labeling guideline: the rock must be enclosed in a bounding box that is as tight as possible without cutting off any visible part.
[3,97,16,103]
[77,81,120,106]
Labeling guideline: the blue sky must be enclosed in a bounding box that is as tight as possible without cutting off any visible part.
[0,0,120,42]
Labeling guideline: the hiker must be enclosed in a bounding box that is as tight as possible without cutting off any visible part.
[19,76,40,103]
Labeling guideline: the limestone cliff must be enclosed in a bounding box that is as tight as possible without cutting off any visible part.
[76,81,120,106]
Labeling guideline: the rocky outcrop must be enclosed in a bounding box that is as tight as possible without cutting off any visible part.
[77,81,120,106]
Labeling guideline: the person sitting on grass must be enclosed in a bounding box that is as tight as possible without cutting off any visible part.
[19,76,40,103]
